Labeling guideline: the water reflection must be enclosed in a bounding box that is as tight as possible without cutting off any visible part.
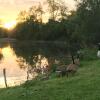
[0,45,27,88]
[0,42,68,88]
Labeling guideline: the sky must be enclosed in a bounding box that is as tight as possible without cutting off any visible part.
[0,0,76,24]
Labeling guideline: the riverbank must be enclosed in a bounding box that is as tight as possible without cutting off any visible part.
[0,48,100,100]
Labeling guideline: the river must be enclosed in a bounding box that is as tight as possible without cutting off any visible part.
[0,41,68,88]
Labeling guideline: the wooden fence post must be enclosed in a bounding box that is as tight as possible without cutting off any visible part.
[27,70,29,81]
[3,68,8,88]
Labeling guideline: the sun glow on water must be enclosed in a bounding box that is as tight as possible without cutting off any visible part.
[0,46,27,88]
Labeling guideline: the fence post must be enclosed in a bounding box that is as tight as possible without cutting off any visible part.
[3,68,8,88]
[27,70,29,81]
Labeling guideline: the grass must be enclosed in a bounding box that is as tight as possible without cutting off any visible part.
[0,48,100,100]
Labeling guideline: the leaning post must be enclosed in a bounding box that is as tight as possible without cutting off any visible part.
[3,68,8,88]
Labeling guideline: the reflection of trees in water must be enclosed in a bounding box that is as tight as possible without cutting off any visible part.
[16,54,50,80]
[16,56,37,80]
[11,42,69,78]
[0,52,3,61]
[11,42,68,57]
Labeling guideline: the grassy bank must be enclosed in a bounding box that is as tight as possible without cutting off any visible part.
[0,48,100,100]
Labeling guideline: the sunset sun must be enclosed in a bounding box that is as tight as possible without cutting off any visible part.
[3,21,17,30]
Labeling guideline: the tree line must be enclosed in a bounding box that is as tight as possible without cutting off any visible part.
[1,0,100,45]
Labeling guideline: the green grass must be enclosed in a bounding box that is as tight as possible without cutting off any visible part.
[0,48,100,100]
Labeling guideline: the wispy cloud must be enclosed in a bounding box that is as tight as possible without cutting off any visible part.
[0,0,42,6]
[0,0,15,5]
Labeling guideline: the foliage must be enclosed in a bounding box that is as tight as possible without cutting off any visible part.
[1,0,100,46]
[75,0,100,44]
[11,0,79,44]
[0,28,8,38]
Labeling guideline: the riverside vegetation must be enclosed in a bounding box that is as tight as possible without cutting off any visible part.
[0,48,100,100]
[0,0,100,99]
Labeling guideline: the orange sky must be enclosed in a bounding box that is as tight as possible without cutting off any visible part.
[0,0,76,24]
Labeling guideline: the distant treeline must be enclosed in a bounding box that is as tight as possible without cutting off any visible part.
[3,0,100,45]
[0,28,8,38]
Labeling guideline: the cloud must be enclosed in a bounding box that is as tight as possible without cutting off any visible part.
[0,0,46,6]
[0,0,37,6]
[0,0,14,5]
[0,0,38,12]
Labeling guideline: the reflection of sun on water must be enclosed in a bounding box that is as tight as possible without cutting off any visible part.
[2,46,13,58]
[0,46,27,88]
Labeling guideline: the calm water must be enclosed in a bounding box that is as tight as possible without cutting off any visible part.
[0,41,68,88]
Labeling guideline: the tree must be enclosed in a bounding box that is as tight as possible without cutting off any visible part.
[17,10,28,22]
[58,1,68,20]
[35,3,44,23]
[75,0,100,44]
[27,3,44,23]
[47,0,61,20]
